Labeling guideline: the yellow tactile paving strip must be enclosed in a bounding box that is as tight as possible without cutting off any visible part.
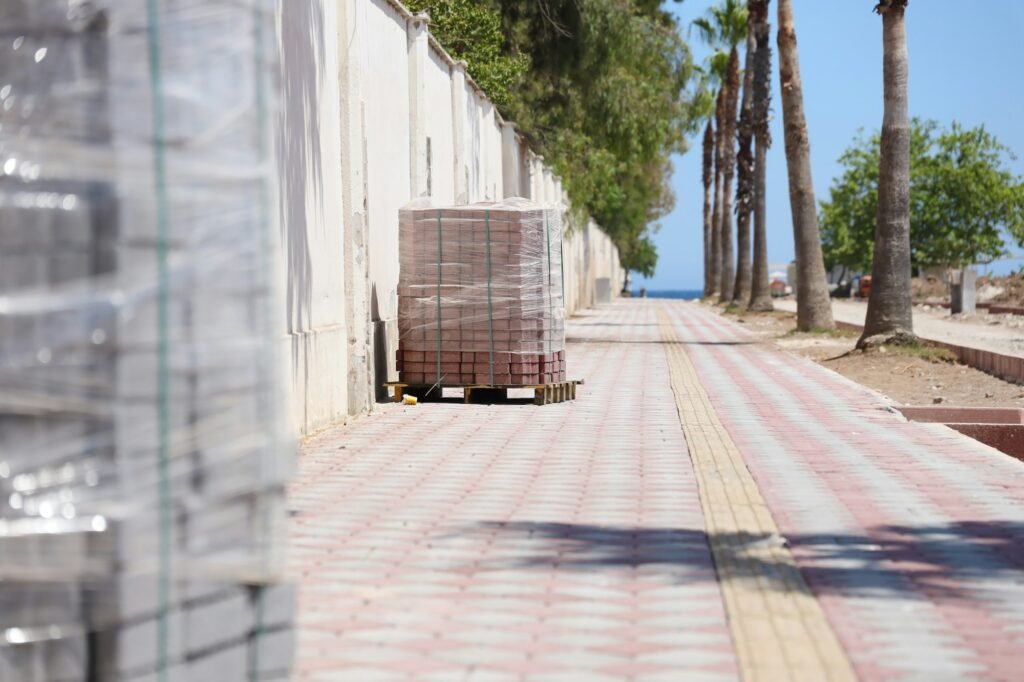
[657,304,858,682]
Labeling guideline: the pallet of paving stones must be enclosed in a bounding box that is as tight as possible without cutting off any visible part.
[0,2,295,680]
[397,199,569,406]
[386,378,583,405]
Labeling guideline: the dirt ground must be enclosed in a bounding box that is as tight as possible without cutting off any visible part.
[724,308,1024,408]
[911,275,948,302]
[978,272,1024,307]
[911,272,1024,307]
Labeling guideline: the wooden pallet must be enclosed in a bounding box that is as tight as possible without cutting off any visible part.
[385,380,583,406]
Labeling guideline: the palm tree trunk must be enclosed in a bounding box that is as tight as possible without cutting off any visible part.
[749,141,774,311]
[777,0,834,330]
[703,121,716,298]
[860,0,915,345]
[710,89,725,298]
[749,0,773,311]
[718,48,740,303]
[733,32,756,304]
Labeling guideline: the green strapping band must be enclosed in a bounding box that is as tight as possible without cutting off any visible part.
[545,214,552,283]
[545,213,553,355]
[144,1,172,679]
[436,209,442,386]
[250,2,271,678]
[484,210,494,385]
[559,223,565,306]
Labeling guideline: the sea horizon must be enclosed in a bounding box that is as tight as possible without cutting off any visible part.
[632,289,703,301]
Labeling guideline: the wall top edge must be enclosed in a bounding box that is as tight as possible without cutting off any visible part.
[380,0,510,129]
[426,41,507,130]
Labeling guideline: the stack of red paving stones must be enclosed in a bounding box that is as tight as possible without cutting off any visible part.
[397,199,566,387]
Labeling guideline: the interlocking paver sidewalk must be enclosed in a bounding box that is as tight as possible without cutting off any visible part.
[290,303,736,681]
[662,301,1024,681]
[290,299,1024,681]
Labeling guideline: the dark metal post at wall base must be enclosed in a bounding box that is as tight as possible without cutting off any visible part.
[373,320,393,402]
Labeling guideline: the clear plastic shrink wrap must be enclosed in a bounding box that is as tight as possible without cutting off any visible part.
[398,199,567,388]
[0,1,294,680]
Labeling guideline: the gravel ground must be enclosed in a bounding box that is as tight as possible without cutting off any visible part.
[724,307,1024,408]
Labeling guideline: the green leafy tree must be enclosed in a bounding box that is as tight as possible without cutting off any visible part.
[916,124,1024,267]
[404,0,528,108]
[820,120,1024,273]
[621,232,660,280]
[502,0,699,276]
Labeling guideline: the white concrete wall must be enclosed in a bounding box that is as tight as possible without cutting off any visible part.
[338,0,373,419]
[361,0,410,395]
[277,0,625,434]
[465,87,485,201]
[485,107,504,199]
[425,49,455,203]
[276,0,348,435]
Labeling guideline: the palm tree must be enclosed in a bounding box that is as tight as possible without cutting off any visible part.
[860,0,916,345]
[732,28,756,305]
[776,0,834,330]
[693,0,748,303]
[748,0,774,312]
[691,74,719,300]
[718,48,741,303]
[702,120,716,298]
[711,88,725,297]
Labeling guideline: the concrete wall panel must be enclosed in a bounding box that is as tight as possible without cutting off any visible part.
[465,87,484,202]
[362,0,409,325]
[425,50,455,203]
[483,105,503,199]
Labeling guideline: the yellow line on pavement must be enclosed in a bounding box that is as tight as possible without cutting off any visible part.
[657,303,857,682]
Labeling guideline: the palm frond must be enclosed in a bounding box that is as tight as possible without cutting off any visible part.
[709,50,730,81]
[692,0,749,51]
[690,17,718,47]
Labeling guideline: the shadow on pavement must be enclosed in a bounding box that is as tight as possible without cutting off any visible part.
[466,520,1024,601]
[571,322,661,327]
[566,338,757,346]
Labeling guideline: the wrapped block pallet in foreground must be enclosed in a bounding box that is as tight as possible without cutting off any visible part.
[398,200,567,387]
[0,1,294,680]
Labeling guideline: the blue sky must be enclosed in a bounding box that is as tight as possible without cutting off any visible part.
[637,0,1024,291]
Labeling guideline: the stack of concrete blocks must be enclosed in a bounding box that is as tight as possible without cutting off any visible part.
[0,1,294,680]
[397,200,566,387]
